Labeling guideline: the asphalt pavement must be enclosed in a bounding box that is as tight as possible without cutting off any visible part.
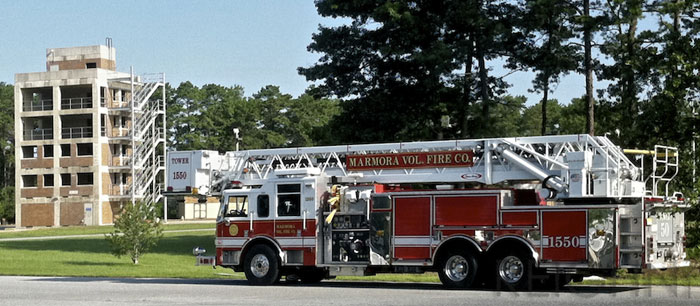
[0,276,698,306]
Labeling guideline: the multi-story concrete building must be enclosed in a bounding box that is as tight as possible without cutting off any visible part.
[14,44,165,227]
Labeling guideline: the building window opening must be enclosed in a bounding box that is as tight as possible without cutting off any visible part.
[61,144,71,157]
[77,143,93,156]
[44,174,54,187]
[61,173,71,186]
[77,173,93,185]
[22,175,38,187]
[86,62,97,69]
[22,146,38,158]
[43,145,53,158]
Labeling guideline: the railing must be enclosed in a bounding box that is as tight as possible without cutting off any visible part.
[109,184,132,196]
[110,100,130,109]
[109,127,129,138]
[23,128,53,140]
[100,97,106,107]
[23,99,53,111]
[100,126,106,137]
[61,97,93,110]
[61,127,93,139]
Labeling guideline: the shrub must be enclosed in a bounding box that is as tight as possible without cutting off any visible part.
[105,201,163,264]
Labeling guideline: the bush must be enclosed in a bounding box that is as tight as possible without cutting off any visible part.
[105,201,163,264]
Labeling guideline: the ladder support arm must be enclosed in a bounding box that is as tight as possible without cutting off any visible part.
[495,146,568,194]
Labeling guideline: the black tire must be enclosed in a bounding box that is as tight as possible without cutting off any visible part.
[243,245,280,285]
[299,268,326,284]
[494,251,533,290]
[437,249,479,289]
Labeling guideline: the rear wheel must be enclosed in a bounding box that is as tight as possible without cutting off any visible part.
[495,251,533,290]
[243,245,280,285]
[437,250,478,289]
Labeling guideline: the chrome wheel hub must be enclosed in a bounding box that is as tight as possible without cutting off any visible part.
[498,255,524,283]
[250,254,270,278]
[444,255,469,282]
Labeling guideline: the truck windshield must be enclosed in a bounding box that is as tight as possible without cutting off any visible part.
[221,195,248,218]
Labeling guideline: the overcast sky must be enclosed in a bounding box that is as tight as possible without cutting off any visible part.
[1,0,589,105]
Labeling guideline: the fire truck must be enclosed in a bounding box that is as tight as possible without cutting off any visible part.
[188,134,689,289]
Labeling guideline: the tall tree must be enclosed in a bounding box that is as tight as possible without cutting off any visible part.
[0,83,14,188]
[509,0,579,135]
[598,0,648,146]
[301,0,516,142]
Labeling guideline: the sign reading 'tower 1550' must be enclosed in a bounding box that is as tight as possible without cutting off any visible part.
[346,151,474,170]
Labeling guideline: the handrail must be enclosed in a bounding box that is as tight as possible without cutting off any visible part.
[23,128,53,140]
[61,127,93,139]
[61,97,93,110]
[23,99,53,111]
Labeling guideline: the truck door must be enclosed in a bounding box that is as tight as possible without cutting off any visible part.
[274,182,316,265]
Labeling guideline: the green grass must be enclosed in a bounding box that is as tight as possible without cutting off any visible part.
[1,226,698,285]
[0,223,215,239]
[582,267,700,286]
[0,231,233,279]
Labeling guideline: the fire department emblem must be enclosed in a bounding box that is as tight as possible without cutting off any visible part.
[229,224,239,236]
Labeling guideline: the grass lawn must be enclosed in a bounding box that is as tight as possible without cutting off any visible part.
[0,223,215,239]
[581,267,700,286]
[0,225,698,286]
[0,231,233,279]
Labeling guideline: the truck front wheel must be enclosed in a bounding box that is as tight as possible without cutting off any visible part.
[437,250,478,289]
[243,245,280,285]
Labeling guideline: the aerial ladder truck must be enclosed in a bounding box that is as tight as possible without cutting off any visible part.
[184,134,688,289]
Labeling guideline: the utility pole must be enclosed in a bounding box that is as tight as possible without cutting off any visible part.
[130,66,136,206]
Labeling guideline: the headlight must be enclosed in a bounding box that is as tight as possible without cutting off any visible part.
[193,247,206,256]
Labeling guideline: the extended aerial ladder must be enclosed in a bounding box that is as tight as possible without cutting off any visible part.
[206,134,670,202]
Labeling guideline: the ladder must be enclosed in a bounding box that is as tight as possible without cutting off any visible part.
[212,134,644,199]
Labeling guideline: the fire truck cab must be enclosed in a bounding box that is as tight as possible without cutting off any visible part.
[192,135,689,289]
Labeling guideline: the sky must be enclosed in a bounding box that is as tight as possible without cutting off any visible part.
[0,0,588,105]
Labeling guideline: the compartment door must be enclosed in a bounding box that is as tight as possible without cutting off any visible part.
[393,196,432,261]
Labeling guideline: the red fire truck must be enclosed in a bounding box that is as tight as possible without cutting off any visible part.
[191,134,689,289]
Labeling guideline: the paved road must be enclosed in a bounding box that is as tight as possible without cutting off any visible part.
[0,276,698,306]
